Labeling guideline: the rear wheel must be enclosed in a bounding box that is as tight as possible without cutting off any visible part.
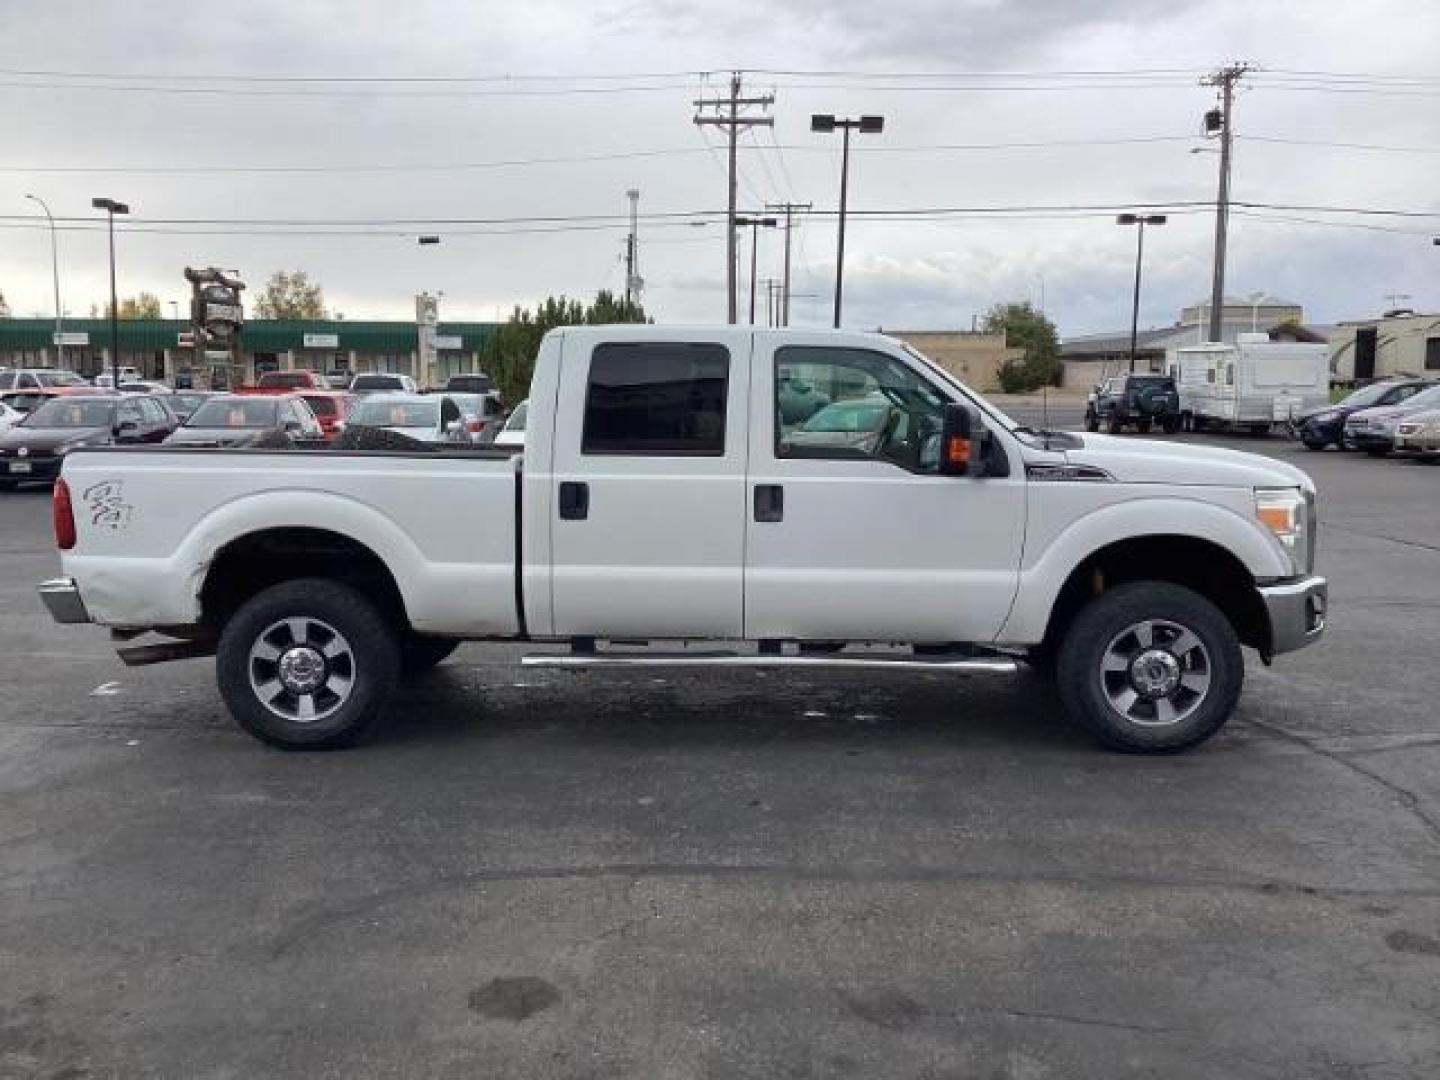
[1056,582,1243,753]
[1161,416,1182,434]
[1364,447,1389,458]
[217,578,399,750]
[1106,412,1124,435]
[1083,409,1099,433]
[1136,419,1153,434]
[1301,437,1328,451]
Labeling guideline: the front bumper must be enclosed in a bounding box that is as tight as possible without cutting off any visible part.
[1297,417,1343,444]
[1258,575,1327,657]
[1343,429,1393,451]
[37,577,91,624]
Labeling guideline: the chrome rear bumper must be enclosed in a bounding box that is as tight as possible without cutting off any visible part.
[37,577,91,625]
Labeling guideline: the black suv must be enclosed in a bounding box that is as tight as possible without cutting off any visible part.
[1085,374,1182,434]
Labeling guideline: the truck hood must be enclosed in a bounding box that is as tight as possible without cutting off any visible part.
[1058,433,1314,492]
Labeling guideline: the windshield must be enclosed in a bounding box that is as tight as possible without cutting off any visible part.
[352,375,403,390]
[171,393,209,412]
[1398,385,1440,410]
[350,400,438,428]
[259,373,312,388]
[899,342,1021,431]
[187,398,278,429]
[1342,382,1406,408]
[24,399,115,428]
[34,371,88,388]
[300,395,338,418]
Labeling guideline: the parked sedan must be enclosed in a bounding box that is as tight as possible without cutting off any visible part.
[344,393,468,444]
[0,395,176,488]
[1,386,105,418]
[1394,409,1440,462]
[349,373,418,395]
[1295,379,1432,450]
[1342,384,1440,456]
[164,394,323,447]
[782,396,899,456]
[295,390,356,442]
[494,399,528,447]
[445,391,506,443]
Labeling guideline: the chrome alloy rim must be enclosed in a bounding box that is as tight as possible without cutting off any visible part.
[248,617,355,723]
[1099,619,1211,727]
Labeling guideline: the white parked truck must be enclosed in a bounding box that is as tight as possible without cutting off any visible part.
[38,326,1327,753]
[1170,335,1330,434]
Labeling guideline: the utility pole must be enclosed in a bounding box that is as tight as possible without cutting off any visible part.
[761,279,781,326]
[766,201,811,326]
[694,72,774,324]
[1200,62,1252,343]
[734,215,777,325]
[624,188,643,306]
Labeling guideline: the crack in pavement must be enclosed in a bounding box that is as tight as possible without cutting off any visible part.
[1323,522,1440,555]
[1248,717,1440,851]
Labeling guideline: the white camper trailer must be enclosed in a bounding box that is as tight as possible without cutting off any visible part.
[1169,334,1330,433]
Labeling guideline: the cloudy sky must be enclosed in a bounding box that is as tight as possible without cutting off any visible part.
[0,0,1436,337]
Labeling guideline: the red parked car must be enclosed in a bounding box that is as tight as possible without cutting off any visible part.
[295,390,356,442]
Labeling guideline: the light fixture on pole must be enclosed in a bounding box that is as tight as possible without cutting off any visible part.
[734,215,777,325]
[1116,213,1167,372]
[91,197,130,392]
[811,113,883,328]
[25,194,65,370]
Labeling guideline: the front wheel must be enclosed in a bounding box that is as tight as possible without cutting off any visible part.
[1106,413,1124,435]
[1161,416,1182,434]
[1301,437,1328,451]
[1056,581,1243,753]
[217,578,400,750]
[1136,419,1153,434]
[1083,409,1099,433]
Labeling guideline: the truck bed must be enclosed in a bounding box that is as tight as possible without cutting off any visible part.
[57,445,522,635]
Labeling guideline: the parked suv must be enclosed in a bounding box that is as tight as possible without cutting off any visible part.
[349,373,418,395]
[444,373,495,395]
[1085,374,1182,434]
[0,368,90,391]
[0,394,177,488]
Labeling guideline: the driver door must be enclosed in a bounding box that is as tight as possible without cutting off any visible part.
[743,337,1026,643]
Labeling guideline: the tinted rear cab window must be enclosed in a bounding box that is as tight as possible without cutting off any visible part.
[581,342,729,456]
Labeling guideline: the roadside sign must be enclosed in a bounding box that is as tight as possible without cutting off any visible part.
[177,332,199,348]
[53,331,90,346]
[434,334,462,350]
[303,333,340,349]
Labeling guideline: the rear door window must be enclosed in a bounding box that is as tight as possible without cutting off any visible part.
[581,342,730,456]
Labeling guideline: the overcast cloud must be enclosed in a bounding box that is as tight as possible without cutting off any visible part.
[0,0,1435,337]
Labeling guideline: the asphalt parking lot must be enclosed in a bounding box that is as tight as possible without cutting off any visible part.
[2,430,1438,1079]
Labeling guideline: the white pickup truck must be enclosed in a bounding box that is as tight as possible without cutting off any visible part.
[38,326,1326,753]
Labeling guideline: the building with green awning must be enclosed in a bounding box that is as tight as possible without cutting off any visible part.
[0,317,500,387]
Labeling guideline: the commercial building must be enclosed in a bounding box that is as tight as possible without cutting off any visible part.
[0,317,499,386]
[881,331,1023,392]
[1060,294,1316,388]
[1328,311,1440,382]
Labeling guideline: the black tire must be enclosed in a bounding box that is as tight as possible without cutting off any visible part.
[1136,419,1152,434]
[0,480,17,492]
[1106,412,1124,435]
[1083,409,1099,433]
[1364,447,1389,458]
[401,635,461,678]
[1161,416,1182,435]
[1301,437,1328,451]
[216,578,399,750]
[1056,581,1243,754]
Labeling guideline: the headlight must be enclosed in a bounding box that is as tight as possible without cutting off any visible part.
[1308,410,1338,424]
[1255,487,1311,576]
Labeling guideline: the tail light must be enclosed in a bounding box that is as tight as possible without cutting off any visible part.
[54,478,76,550]
[467,418,486,434]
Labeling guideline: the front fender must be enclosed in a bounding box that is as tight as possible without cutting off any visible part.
[998,493,1289,644]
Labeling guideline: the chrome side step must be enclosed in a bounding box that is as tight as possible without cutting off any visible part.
[522,651,1018,674]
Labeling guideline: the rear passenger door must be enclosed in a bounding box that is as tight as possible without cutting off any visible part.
[548,332,751,638]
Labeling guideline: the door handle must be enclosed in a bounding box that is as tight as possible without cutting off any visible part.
[558,481,590,521]
[754,483,783,523]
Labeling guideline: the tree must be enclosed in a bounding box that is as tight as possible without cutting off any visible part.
[983,300,1061,393]
[481,290,649,404]
[90,292,163,319]
[0,288,10,318]
[254,270,326,320]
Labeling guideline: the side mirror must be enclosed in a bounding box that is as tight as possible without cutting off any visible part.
[114,419,139,441]
[444,419,464,436]
[282,420,302,434]
[938,402,992,478]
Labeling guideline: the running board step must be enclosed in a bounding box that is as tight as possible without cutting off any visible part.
[522,651,1018,674]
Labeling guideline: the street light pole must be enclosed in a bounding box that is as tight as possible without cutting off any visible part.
[91,198,130,390]
[26,195,65,369]
[734,215,776,325]
[1117,213,1167,373]
[811,113,884,328]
